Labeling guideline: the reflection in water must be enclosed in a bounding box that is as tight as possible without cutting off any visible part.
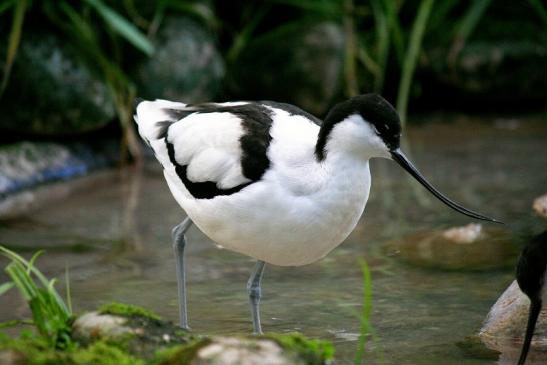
[0,117,546,364]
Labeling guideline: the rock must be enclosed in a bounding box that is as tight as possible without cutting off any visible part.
[158,333,334,365]
[134,17,224,103]
[0,32,115,135]
[0,141,117,200]
[0,349,26,365]
[72,303,190,360]
[0,169,117,219]
[422,1,547,106]
[385,224,516,270]
[479,281,547,364]
[72,312,134,341]
[190,337,301,365]
[533,194,547,219]
[442,223,483,244]
[230,22,345,116]
[1,301,333,365]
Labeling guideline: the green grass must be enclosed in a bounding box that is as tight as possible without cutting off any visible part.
[353,258,384,365]
[0,246,72,348]
[396,0,435,126]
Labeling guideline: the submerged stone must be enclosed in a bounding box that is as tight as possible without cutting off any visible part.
[0,32,115,135]
[479,281,547,364]
[385,224,516,271]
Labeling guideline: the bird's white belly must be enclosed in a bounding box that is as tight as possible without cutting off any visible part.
[164,160,371,266]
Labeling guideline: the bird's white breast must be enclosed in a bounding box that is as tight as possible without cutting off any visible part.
[164,108,372,266]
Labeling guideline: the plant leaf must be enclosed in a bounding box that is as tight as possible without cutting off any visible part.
[396,0,435,125]
[0,0,27,96]
[0,282,14,296]
[84,0,154,55]
[0,0,15,15]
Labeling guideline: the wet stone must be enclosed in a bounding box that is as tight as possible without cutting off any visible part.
[69,304,332,364]
[72,305,190,360]
[479,281,547,364]
[533,194,547,219]
[0,141,117,204]
[385,224,516,271]
[190,337,303,365]
[72,312,134,341]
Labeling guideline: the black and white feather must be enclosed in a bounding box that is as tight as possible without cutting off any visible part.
[134,94,496,266]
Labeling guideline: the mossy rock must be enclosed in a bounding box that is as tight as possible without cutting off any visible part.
[421,0,547,106]
[1,301,334,365]
[156,333,333,365]
[134,16,224,103]
[264,332,334,365]
[0,31,115,136]
[229,21,344,116]
[98,302,162,321]
[72,303,192,360]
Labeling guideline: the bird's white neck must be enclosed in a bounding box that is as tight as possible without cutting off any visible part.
[320,114,391,162]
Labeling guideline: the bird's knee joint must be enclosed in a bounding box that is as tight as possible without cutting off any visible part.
[247,285,261,300]
[172,235,186,251]
[171,226,182,240]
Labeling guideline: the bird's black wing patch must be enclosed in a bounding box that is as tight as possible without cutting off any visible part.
[261,101,322,126]
[165,140,252,199]
[154,120,174,140]
[164,103,274,199]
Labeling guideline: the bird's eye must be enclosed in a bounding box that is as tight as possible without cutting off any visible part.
[371,125,381,136]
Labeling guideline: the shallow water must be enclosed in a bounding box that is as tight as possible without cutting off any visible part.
[1,115,546,364]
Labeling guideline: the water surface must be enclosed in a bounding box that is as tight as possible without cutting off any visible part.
[1,115,546,364]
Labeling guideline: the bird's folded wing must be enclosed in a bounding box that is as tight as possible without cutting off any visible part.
[165,111,252,190]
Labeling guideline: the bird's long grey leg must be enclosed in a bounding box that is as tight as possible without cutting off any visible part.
[172,217,193,330]
[247,260,266,334]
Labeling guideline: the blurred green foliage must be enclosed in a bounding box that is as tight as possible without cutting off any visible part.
[0,246,73,348]
[1,0,545,157]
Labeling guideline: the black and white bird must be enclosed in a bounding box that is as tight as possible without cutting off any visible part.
[134,94,499,334]
[515,230,547,365]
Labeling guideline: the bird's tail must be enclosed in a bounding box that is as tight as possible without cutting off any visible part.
[133,98,187,144]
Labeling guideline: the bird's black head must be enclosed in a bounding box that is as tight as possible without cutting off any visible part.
[317,93,501,224]
[319,93,402,154]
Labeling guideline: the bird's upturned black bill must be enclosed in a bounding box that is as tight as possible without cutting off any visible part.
[390,149,502,224]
